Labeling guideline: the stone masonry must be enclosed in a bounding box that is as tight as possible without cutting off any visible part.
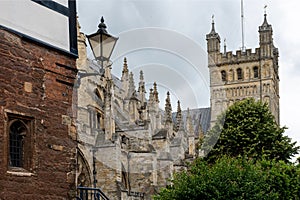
[0,28,78,199]
[75,19,207,200]
[207,13,280,125]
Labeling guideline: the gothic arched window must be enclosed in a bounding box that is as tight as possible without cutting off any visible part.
[9,120,27,167]
[96,113,101,129]
[94,89,104,108]
[7,114,33,171]
[253,66,259,78]
[221,70,227,81]
[237,68,243,80]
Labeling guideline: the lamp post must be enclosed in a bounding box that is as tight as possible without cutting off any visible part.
[75,17,117,88]
[85,17,118,189]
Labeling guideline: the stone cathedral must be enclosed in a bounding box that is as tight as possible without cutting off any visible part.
[75,12,280,200]
[76,19,209,200]
[207,13,280,125]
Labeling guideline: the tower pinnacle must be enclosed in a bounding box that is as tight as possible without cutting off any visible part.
[209,15,216,35]
[206,15,220,54]
[127,72,136,98]
[138,70,146,103]
[165,91,172,124]
[259,8,272,31]
[153,82,159,103]
[122,57,128,74]
[175,100,182,131]
[224,38,227,54]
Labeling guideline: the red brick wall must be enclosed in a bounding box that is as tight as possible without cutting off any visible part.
[0,29,77,199]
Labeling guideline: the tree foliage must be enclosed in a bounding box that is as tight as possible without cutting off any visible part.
[201,98,299,163]
[155,98,300,199]
[154,157,300,200]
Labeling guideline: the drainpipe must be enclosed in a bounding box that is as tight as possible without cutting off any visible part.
[92,147,97,188]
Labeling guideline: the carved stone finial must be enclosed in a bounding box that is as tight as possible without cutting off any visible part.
[122,57,128,74]
[165,91,172,124]
[224,38,227,53]
[149,88,154,102]
[138,70,146,102]
[153,82,159,103]
[127,72,136,98]
[177,100,181,112]
[139,70,144,81]
[210,14,216,34]
[175,100,182,131]
[264,5,267,15]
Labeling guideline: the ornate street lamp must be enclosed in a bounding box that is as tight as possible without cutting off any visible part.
[75,17,118,88]
[86,16,118,68]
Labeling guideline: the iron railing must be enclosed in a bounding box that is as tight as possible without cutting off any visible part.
[77,186,109,200]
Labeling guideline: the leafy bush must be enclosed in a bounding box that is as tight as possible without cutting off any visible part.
[154,157,300,200]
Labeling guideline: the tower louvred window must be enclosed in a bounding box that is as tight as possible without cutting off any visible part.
[221,70,227,81]
[237,68,243,80]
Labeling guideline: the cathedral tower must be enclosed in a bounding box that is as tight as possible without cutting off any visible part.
[207,13,280,126]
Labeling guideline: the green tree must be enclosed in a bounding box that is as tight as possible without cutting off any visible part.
[154,157,300,200]
[155,99,300,199]
[201,98,299,163]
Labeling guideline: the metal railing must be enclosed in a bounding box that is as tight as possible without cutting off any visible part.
[77,186,109,200]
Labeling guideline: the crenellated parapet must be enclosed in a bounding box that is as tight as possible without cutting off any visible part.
[215,48,261,66]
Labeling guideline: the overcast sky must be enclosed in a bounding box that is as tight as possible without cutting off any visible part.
[77,0,300,149]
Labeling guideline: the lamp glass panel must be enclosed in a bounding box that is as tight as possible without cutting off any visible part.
[101,34,117,60]
[88,34,101,59]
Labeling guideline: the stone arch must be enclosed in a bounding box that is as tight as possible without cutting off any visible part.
[237,68,243,80]
[263,83,267,93]
[253,66,259,78]
[94,88,104,108]
[226,88,230,97]
[265,64,270,77]
[262,64,270,78]
[8,119,28,168]
[263,96,271,107]
[253,85,257,94]
[221,70,227,82]
[266,83,270,93]
[229,69,234,82]
[241,86,244,96]
[222,100,228,111]
[238,86,242,96]
[245,67,250,80]
[212,70,218,83]
[77,150,92,187]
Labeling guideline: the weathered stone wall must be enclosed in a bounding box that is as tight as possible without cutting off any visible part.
[128,152,156,200]
[95,144,121,199]
[0,29,77,199]
[209,57,279,124]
